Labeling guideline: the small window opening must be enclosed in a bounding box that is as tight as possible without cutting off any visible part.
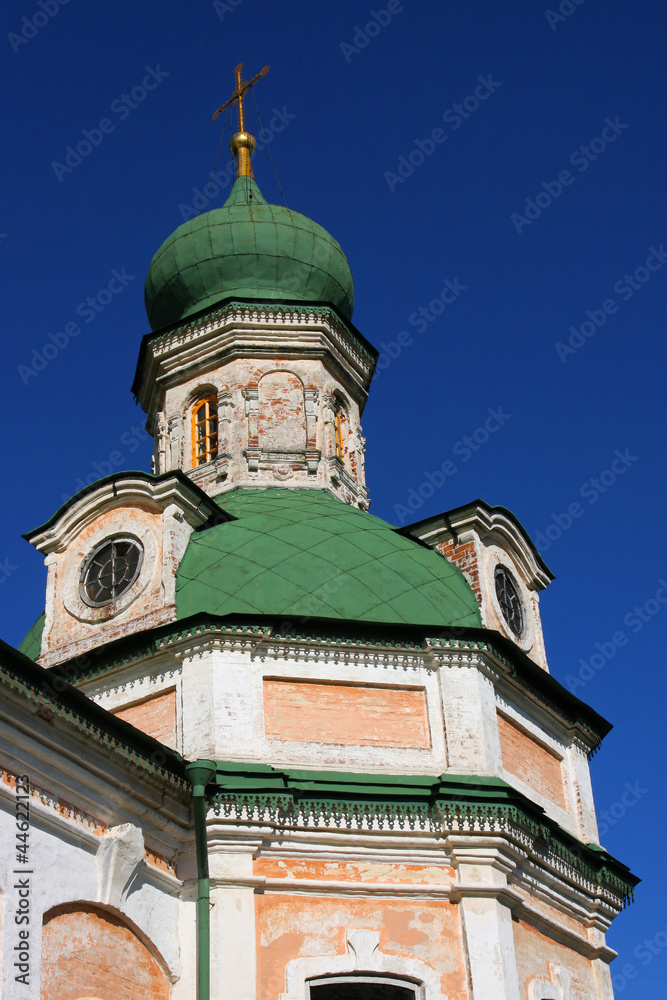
[192,396,218,467]
[334,408,345,460]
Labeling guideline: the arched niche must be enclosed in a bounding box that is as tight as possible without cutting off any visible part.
[41,903,171,1000]
[258,371,307,453]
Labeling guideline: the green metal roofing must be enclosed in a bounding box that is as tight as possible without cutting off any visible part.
[144,177,354,331]
[176,489,482,628]
[18,612,44,661]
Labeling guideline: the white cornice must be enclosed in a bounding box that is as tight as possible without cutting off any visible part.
[26,474,222,554]
[135,304,375,420]
[405,503,552,591]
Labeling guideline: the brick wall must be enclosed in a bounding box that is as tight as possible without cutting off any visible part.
[263,679,431,748]
[436,539,481,603]
[113,688,177,748]
[497,711,568,811]
[41,905,169,1000]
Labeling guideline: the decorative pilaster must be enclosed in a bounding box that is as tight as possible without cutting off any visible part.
[167,414,183,471]
[448,835,524,1000]
[208,826,263,1000]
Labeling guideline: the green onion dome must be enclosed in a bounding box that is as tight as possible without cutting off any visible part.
[144,176,354,331]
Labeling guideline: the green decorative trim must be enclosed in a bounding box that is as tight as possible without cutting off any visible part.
[0,639,188,792]
[208,764,638,908]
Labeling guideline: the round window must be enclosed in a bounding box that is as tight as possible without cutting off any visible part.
[80,537,143,607]
[494,565,524,638]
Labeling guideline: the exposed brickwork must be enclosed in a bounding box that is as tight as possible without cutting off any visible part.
[156,352,370,508]
[41,905,170,1000]
[436,539,481,603]
[263,679,431,748]
[113,688,177,749]
[258,372,307,452]
[2,766,107,835]
[497,712,568,812]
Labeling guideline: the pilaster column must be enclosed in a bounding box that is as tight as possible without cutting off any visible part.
[208,826,264,1000]
[569,739,600,843]
[439,654,502,773]
[168,413,183,471]
[448,835,524,1000]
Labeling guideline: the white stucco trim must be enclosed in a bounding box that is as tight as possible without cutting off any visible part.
[282,929,446,1000]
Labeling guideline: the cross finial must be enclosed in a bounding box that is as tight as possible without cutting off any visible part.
[212,62,269,178]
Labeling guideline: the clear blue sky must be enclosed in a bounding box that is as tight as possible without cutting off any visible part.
[1,1,665,991]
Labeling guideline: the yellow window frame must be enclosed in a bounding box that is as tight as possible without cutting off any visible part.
[192,396,219,467]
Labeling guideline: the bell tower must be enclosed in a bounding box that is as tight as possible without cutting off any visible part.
[133,65,376,508]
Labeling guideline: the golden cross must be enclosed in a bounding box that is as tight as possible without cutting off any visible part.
[211,62,270,130]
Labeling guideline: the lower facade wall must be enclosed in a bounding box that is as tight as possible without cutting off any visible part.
[255,893,470,1000]
[513,918,601,999]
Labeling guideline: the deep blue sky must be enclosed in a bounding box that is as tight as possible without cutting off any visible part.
[1,1,665,991]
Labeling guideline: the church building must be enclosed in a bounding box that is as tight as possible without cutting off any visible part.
[0,65,637,1000]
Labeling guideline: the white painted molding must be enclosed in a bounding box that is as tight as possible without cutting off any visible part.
[26,474,220,554]
[282,928,447,1000]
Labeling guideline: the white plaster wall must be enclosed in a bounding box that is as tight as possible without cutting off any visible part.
[440,660,500,774]
[179,646,448,773]
[0,798,187,998]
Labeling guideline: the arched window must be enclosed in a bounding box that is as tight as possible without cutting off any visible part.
[192,396,218,467]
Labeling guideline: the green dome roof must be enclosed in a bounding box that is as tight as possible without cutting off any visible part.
[176,489,482,627]
[145,177,354,331]
[16,489,481,661]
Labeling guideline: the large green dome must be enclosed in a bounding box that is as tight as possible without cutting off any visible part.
[144,177,354,331]
[17,489,482,660]
[175,489,482,628]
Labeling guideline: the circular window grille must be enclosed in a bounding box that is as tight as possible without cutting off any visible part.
[494,565,524,637]
[80,537,143,607]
